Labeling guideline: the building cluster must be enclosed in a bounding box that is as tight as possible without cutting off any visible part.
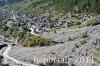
[6,11,94,35]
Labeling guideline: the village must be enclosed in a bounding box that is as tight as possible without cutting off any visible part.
[6,10,94,36]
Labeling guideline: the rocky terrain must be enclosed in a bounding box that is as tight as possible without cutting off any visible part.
[7,24,100,66]
[0,0,100,66]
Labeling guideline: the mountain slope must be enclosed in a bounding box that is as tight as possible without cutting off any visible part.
[0,0,100,23]
[0,0,100,14]
[23,0,100,14]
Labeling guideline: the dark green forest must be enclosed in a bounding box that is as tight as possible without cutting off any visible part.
[52,0,100,13]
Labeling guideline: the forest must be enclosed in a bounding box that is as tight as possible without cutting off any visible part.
[52,0,100,13]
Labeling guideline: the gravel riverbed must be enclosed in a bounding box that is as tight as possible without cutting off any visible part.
[8,25,100,66]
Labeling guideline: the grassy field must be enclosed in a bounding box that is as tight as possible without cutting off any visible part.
[64,17,81,22]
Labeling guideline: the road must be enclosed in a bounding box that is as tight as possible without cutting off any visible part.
[2,45,38,66]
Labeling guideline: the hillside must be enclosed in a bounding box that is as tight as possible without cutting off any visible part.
[0,0,100,22]
[0,0,100,66]
[17,0,100,14]
[53,0,100,13]
[0,0,100,14]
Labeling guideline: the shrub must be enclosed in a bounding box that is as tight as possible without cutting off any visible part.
[73,22,81,25]
[39,62,76,66]
[17,31,26,41]
[95,38,100,45]
[3,25,9,31]
[86,19,96,26]
[96,45,100,50]
[67,22,81,27]
[0,64,9,66]
[92,16,100,26]
[80,32,88,38]
[67,24,73,27]
[80,38,87,45]
[86,16,100,26]
[23,35,50,47]
[95,39,100,50]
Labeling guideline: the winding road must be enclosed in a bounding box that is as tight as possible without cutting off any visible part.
[2,45,38,66]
